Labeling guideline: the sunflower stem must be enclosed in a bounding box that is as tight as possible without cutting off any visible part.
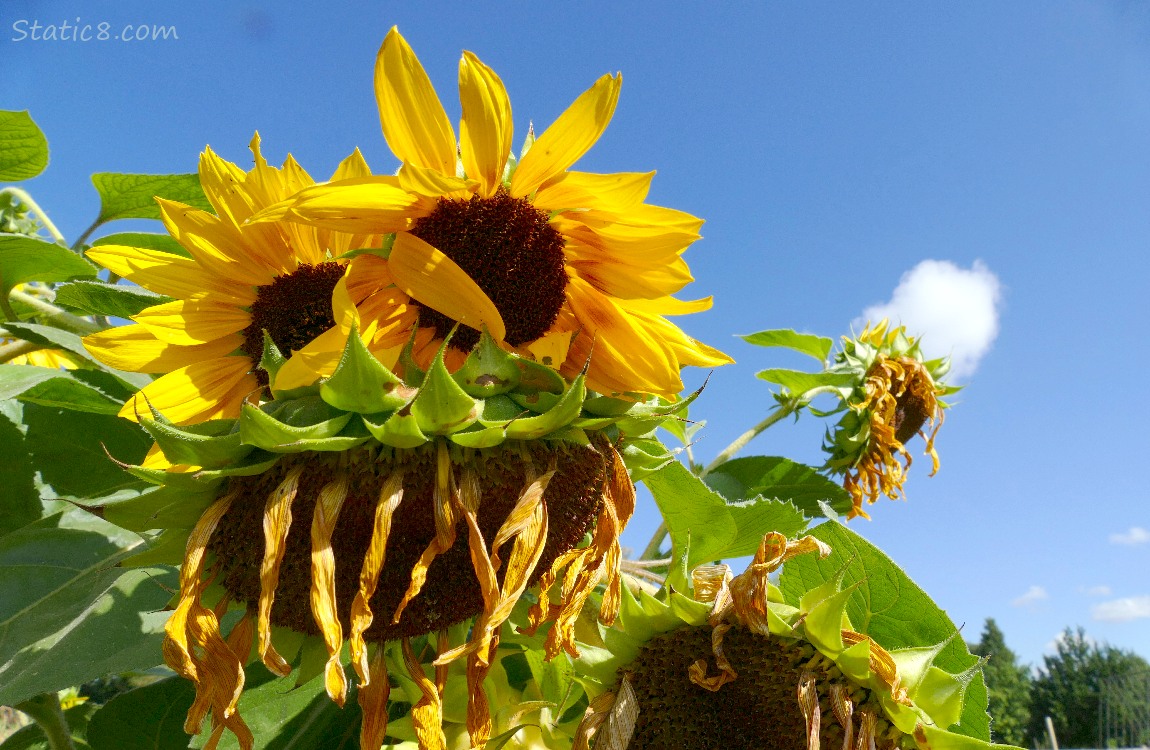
[8,288,101,335]
[700,399,800,478]
[639,521,668,560]
[0,287,18,323]
[0,338,46,364]
[0,188,67,245]
[15,693,76,750]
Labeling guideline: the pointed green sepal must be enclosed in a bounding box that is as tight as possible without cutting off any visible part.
[319,324,414,414]
[103,484,218,532]
[508,390,563,414]
[361,409,429,449]
[449,424,509,449]
[800,581,858,658]
[397,328,426,387]
[138,417,252,469]
[259,330,286,383]
[410,342,480,435]
[451,328,522,397]
[505,373,586,440]
[119,527,192,568]
[514,357,565,395]
[240,400,353,451]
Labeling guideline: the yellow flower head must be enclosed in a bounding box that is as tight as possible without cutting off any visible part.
[263,27,731,398]
[823,320,957,519]
[83,136,380,425]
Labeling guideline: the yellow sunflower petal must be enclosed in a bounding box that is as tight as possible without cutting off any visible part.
[459,50,512,197]
[199,146,256,227]
[510,72,621,197]
[567,250,694,299]
[156,200,276,286]
[393,441,459,623]
[357,646,391,750]
[563,277,680,396]
[257,466,302,677]
[119,357,255,424]
[388,232,506,342]
[85,245,255,306]
[617,295,713,316]
[397,163,477,200]
[349,470,405,683]
[84,325,242,374]
[260,177,425,234]
[401,637,447,750]
[309,475,350,707]
[332,148,372,181]
[376,27,457,176]
[132,299,249,347]
[534,170,653,214]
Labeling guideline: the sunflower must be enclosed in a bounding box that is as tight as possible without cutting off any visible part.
[259,27,731,398]
[82,135,380,425]
[822,321,957,520]
[572,532,1007,750]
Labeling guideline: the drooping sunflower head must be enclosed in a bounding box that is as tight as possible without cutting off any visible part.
[573,532,995,750]
[113,325,691,750]
[822,320,958,519]
[82,135,380,425]
[260,26,732,399]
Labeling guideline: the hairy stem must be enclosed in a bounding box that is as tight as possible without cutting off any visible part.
[15,693,76,750]
[8,288,101,335]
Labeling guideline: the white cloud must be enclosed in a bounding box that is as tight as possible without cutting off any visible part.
[1092,595,1150,623]
[1012,585,1048,608]
[858,259,1002,381]
[1081,585,1112,597]
[1109,526,1150,546]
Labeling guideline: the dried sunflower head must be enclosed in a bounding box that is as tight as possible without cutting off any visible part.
[572,532,1007,750]
[822,320,958,519]
[109,328,692,750]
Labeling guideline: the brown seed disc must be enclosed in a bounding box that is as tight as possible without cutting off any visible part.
[207,436,611,641]
[891,365,936,445]
[620,625,896,750]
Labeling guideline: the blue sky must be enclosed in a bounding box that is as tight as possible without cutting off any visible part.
[7,1,1150,669]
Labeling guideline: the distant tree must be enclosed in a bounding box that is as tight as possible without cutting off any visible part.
[970,618,1030,746]
[1026,626,1150,747]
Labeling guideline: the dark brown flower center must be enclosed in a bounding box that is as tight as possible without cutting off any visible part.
[207,437,610,641]
[409,191,568,352]
[241,262,345,385]
[888,360,936,445]
[621,625,897,750]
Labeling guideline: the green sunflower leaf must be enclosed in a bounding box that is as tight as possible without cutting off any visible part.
[91,173,212,224]
[0,235,98,295]
[755,368,855,395]
[643,461,808,590]
[91,231,189,257]
[53,279,175,318]
[0,401,39,538]
[703,455,853,517]
[0,111,49,181]
[740,329,833,362]
[85,676,193,750]
[0,509,174,706]
[22,404,151,500]
[778,520,991,739]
